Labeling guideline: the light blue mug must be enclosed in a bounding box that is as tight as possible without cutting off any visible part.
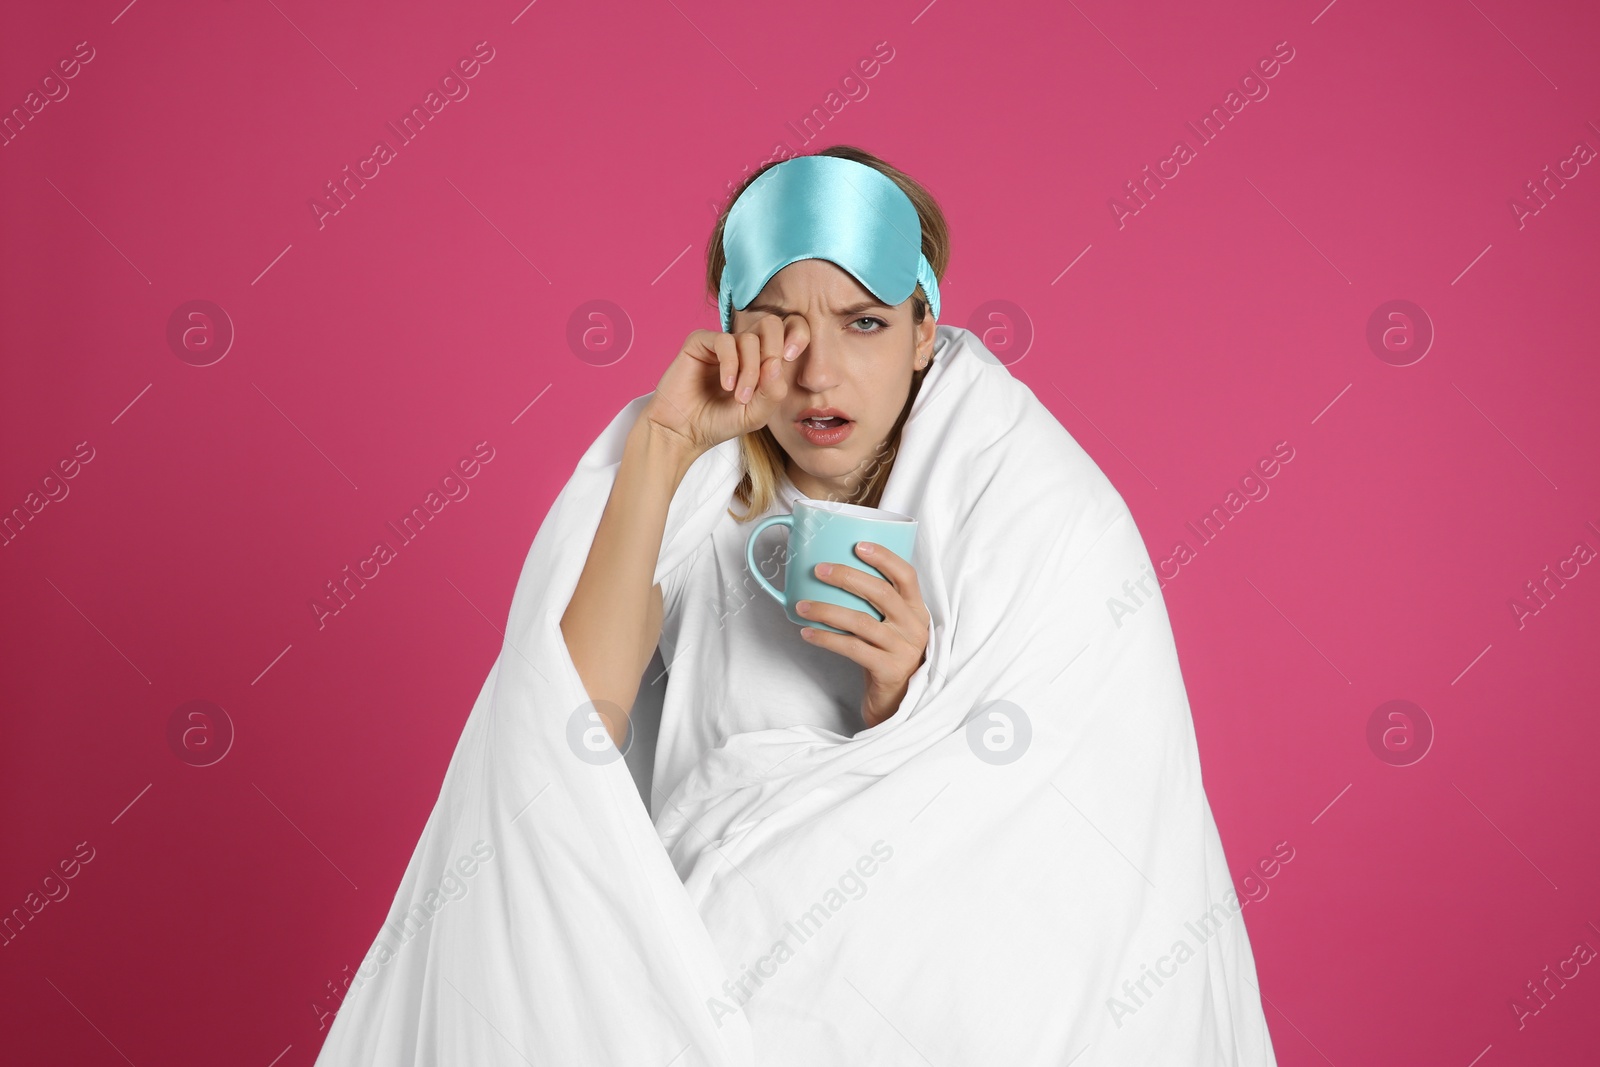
[745,499,918,634]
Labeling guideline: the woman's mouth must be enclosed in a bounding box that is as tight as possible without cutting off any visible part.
[796,414,854,447]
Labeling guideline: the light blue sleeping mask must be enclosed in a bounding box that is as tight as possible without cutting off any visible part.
[718,154,941,332]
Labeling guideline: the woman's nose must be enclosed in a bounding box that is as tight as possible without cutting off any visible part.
[794,337,840,391]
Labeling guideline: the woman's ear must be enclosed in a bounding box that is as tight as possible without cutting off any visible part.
[914,312,937,369]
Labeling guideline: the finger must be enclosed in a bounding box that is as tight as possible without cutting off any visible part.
[733,332,762,404]
[814,562,923,652]
[756,314,787,364]
[854,541,922,605]
[799,621,892,675]
[816,561,899,624]
[750,347,788,409]
[798,588,900,652]
[711,332,740,395]
[781,312,811,361]
[796,594,870,636]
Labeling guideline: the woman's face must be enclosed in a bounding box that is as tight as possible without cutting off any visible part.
[731,258,936,502]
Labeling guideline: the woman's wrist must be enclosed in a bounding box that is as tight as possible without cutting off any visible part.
[630,416,702,483]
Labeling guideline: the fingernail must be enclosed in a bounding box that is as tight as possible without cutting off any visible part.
[800,626,814,638]
[797,600,811,613]
[738,386,752,403]
[816,563,832,576]
[783,343,800,361]
[724,374,734,390]
[858,542,874,555]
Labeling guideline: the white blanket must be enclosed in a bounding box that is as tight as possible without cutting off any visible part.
[313,324,1278,1066]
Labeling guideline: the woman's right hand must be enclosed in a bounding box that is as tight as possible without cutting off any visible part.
[642,313,809,456]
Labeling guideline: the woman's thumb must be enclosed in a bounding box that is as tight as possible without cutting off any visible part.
[746,355,787,420]
[762,352,787,390]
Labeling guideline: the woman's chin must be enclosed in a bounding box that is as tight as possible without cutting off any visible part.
[787,445,885,493]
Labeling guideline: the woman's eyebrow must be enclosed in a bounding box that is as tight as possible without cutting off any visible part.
[745,300,889,317]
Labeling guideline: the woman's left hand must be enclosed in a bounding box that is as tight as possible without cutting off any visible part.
[797,541,930,730]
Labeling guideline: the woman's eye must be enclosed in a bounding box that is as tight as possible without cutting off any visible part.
[850,317,887,333]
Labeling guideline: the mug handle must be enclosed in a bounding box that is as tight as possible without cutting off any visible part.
[745,514,793,606]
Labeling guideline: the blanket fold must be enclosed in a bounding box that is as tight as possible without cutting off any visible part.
[313,325,1277,1066]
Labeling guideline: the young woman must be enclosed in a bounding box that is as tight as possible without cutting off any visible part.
[560,145,944,806]
[318,145,1277,1067]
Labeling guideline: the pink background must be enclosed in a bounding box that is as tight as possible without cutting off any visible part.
[3,0,1597,1063]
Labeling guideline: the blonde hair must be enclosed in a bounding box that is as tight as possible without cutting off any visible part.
[705,145,951,521]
